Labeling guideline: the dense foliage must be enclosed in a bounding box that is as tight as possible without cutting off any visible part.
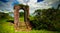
[19,12,24,17]
[30,7,60,31]
[0,12,10,20]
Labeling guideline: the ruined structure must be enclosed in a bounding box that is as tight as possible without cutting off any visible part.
[14,4,32,31]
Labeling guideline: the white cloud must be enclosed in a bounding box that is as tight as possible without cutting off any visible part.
[12,0,60,14]
[0,0,60,14]
[28,0,59,14]
[0,0,13,12]
[44,0,59,4]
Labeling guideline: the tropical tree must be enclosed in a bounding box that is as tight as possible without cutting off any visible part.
[0,12,9,20]
[30,7,60,31]
[19,12,24,17]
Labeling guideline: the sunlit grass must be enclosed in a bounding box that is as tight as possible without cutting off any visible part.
[19,17,24,22]
[0,19,60,33]
[0,19,14,33]
[19,16,34,22]
[15,30,60,33]
[0,21,60,33]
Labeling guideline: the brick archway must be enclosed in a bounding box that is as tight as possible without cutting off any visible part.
[14,4,31,31]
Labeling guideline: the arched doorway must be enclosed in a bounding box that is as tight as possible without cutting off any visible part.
[14,4,32,31]
[19,9,24,22]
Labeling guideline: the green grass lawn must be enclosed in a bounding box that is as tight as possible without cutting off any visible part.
[0,19,60,33]
[19,17,24,22]
[16,30,60,33]
[0,21,60,33]
[19,16,34,22]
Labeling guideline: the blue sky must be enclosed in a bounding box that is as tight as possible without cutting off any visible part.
[0,0,60,14]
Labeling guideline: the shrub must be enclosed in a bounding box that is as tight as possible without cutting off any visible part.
[30,8,60,31]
